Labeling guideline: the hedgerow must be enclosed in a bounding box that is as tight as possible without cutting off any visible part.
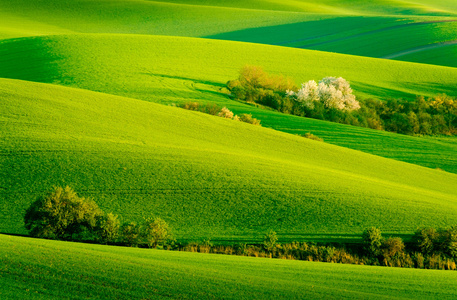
[227,66,457,136]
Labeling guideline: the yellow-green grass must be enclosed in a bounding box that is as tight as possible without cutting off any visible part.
[2,78,457,241]
[2,234,457,300]
[2,33,457,173]
[2,0,457,69]
[1,34,457,103]
[0,0,326,40]
[100,0,457,15]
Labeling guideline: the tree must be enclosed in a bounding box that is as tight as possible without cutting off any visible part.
[141,217,173,248]
[290,77,360,111]
[120,222,141,247]
[381,237,405,258]
[96,213,120,244]
[362,227,382,257]
[263,230,278,253]
[24,186,103,240]
[437,226,457,258]
[413,227,438,255]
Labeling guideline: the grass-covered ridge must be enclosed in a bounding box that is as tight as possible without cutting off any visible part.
[2,234,457,299]
[2,34,457,173]
[2,0,457,67]
[2,78,457,240]
[1,34,457,102]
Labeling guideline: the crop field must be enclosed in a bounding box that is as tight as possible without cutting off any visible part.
[2,78,457,240]
[3,234,457,299]
[2,34,457,173]
[2,0,457,298]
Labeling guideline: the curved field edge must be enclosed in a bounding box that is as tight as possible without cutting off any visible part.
[1,78,457,239]
[3,0,457,68]
[2,234,457,300]
[2,34,457,100]
[2,34,457,174]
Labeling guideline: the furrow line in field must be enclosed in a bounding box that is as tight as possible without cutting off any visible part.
[381,40,457,59]
[293,19,457,48]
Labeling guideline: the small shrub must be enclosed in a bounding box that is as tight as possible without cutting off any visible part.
[413,252,425,268]
[200,103,221,115]
[381,237,405,259]
[180,102,200,111]
[302,132,323,142]
[218,107,234,119]
[263,230,278,253]
[239,113,261,126]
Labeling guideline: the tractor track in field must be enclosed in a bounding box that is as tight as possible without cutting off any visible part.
[381,40,457,59]
[290,19,457,48]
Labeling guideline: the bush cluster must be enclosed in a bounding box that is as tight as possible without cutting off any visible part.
[227,66,457,136]
[24,186,173,247]
[172,228,457,270]
[179,102,261,126]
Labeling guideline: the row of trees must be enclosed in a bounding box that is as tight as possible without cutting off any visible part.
[226,65,457,136]
[175,227,457,270]
[24,186,173,247]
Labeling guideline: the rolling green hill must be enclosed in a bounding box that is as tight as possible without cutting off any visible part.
[3,234,457,299]
[1,0,457,67]
[2,78,457,240]
[2,33,457,174]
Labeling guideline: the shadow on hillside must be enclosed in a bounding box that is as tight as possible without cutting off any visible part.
[396,81,457,96]
[204,16,406,48]
[352,82,410,100]
[142,72,226,87]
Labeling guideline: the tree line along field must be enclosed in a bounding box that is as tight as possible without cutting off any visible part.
[3,234,457,300]
[2,78,457,240]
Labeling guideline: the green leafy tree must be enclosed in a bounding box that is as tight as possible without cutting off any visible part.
[438,226,457,258]
[362,227,382,257]
[96,213,120,244]
[141,217,173,248]
[263,230,278,253]
[120,222,141,247]
[24,186,102,240]
[413,227,438,255]
[381,237,405,259]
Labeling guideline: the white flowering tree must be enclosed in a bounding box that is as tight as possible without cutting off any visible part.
[287,77,360,111]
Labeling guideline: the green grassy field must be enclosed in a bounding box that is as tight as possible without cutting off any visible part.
[2,33,457,173]
[2,0,457,68]
[2,78,457,241]
[2,0,457,297]
[3,234,457,299]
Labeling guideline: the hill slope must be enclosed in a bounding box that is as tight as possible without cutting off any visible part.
[3,234,457,299]
[1,78,457,240]
[2,34,457,174]
[1,0,457,67]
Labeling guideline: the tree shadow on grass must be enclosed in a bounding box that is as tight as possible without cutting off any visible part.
[141,72,226,87]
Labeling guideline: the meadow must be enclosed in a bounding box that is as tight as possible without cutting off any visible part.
[2,78,457,241]
[2,34,457,174]
[2,0,457,297]
[3,234,457,299]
